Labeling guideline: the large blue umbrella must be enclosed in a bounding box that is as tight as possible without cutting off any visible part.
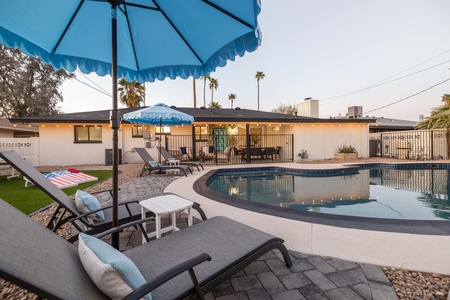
[123,103,194,162]
[0,0,261,249]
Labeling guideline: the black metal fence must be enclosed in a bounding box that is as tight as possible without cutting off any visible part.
[165,134,294,165]
[369,129,448,160]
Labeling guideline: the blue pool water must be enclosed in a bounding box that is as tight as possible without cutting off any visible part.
[206,165,450,220]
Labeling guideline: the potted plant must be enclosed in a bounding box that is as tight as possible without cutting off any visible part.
[335,145,358,160]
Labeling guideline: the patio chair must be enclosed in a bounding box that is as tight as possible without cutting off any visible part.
[0,150,206,241]
[0,199,292,300]
[264,147,275,160]
[157,146,204,171]
[134,148,192,177]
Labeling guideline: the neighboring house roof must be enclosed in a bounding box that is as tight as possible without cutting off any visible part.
[0,118,39,133]
[371,117,417,131]
[9,107,375,124]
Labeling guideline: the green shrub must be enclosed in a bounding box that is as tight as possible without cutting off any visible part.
[337,145,356,154]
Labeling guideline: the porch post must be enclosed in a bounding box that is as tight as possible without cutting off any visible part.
[246,124,251,163]
[192,126,197,161]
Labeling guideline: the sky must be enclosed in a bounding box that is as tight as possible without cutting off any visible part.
[60,0,450,121]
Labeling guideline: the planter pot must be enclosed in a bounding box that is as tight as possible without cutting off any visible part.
[334,153,358,160]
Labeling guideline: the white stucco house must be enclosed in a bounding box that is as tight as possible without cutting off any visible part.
[7,106,374,166]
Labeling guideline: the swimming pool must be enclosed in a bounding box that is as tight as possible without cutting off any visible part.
[204,164,450,221]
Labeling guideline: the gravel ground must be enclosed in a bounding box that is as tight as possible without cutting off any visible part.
[1,159,449,299]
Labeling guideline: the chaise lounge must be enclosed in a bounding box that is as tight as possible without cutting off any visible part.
[157,146,204,171]
[134,147,192,177]
[0,150,206,241]
[0,199,292,300]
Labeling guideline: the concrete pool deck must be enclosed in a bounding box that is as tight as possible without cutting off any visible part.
[165,162,450,276]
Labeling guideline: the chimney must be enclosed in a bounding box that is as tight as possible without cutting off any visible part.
[348,106,362,118]
[297,98,319,117]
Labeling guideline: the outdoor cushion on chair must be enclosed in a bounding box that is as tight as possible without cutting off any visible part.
[75,190,105,221]
[78,233,152,300]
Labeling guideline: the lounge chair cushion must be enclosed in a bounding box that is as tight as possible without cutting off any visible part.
[78,233,152,300]
[75,190,105,221]
[148,161,159,167]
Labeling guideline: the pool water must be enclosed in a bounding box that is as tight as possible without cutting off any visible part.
[207,167,450,220]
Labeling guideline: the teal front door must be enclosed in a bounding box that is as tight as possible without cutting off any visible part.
[213,129,227,152]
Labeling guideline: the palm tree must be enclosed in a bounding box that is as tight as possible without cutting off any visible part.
[118,78,145,107]
[192,78,197,108]
[255,71,265,111]
[208,77,219,104]
[200,75,209,107]
[208,101,222,109]
[228,93,236,109]
[416,94,450,129]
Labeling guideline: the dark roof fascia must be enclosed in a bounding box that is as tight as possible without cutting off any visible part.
[8,107,376,125]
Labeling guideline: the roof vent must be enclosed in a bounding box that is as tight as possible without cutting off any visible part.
[200,106,206,110]
[235,107,241,110]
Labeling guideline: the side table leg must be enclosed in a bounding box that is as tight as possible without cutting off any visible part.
[188,206,192,226]
[156,215,161,239]
[141,206,147,244]
[171,212,177,232]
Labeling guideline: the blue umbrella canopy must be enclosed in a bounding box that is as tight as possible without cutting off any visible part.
[123,103,194,126]
[0,1,261,82]
[0,0,261,249]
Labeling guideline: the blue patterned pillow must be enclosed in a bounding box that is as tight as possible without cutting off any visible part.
[180,146,187,155]
[78,233,152,300]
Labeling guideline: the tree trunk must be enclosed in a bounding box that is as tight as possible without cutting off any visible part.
[257,80,260,111]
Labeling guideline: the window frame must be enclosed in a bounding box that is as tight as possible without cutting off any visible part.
[74,125,103,143]
[132,125,144,138]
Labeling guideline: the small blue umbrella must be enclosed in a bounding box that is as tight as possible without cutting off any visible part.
[0,0,261,249]
[123,103,194,162]
[123,103,194,126]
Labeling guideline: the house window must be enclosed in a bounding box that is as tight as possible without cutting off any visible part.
[132,125,143,138]
[195,126,208,141]
[155,126,171,135]
[74,125,102,143]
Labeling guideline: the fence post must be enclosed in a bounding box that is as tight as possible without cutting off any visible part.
[246,124,251,164]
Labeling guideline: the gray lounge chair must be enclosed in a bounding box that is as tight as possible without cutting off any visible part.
[0,199,292,300]
[0,150,206,241]
[134,147,192,177]
[157,146,204,171]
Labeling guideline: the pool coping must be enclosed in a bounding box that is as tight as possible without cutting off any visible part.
[193,165,450,236]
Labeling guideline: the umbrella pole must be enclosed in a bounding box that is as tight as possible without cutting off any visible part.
[159,119,162,164]
[110,1,120,250]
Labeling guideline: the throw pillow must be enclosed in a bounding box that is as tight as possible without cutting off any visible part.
[179,146,187,155]
[78,233,152,300]
[148,161,159,167]
[208,145,214,153]
[75,190,105,221]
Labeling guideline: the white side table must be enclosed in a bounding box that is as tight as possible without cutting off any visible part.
[140,194,193,243]
[166,159,180,174]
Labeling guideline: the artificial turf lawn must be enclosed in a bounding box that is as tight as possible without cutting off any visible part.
[0,170,112,214]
